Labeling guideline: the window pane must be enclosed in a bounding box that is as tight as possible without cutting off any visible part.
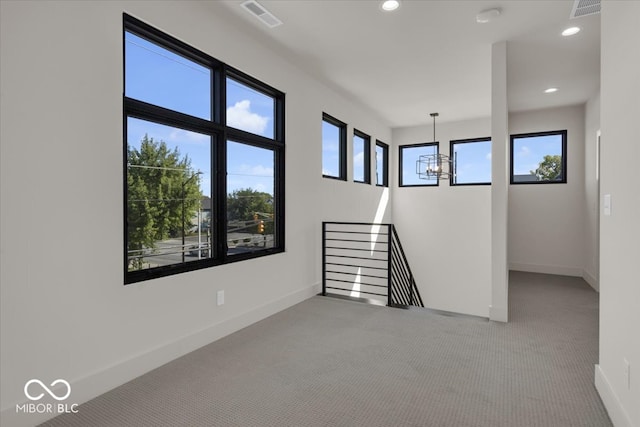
[511,131,566,183]
[125,32,211,120]
[227,141,275,255]
[322,120,342,178]
[126,117,212,271]
[226,77,275,139]
[353,134,366,182]
[452,139,491,185]
[375,142,388,186]
[400,144,438,186]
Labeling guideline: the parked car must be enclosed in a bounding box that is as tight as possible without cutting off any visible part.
[188,244,209,257]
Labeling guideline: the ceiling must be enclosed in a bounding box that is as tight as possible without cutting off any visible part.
[212,0,600,128]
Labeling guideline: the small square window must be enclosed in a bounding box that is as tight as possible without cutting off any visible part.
[451,137,492,186]
[399,143,439,187]
[511,130,567,184]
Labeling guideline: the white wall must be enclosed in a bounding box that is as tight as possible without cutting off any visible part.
[0,2,391,425]
[508,105,586,277]
[583,92,601,291]
[595,2,640,426]
[392,118,492,318]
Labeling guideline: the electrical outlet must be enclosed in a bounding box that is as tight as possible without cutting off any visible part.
[624,358,630,389]
[217,290,225,306]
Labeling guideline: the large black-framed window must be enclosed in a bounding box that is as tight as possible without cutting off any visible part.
[510,130,567,184]
[450,137,492,186]
[124,14,285,284]
[399,142,439,187]
[353,129,371,184]
[322,113,347,180]
[375,140,389,187]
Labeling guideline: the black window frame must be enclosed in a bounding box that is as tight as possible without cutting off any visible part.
[510,130,567,185]
[353,129,371,184]
[399,142,440,187]
[375,140,389,187]
[450,137,492,186]
[123,14,285,284]
[321,113,347,181]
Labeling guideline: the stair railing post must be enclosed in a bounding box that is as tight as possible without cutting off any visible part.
[410,274,414,306]
[387,224,392,307]
[322,222,327,296]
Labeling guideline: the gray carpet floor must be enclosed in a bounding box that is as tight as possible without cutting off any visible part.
[41,271,611,426]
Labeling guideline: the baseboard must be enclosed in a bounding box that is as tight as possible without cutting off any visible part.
[594,364,633,427]
[489,305,508,322]
[582,269,599,292]
[1,282,321,427]
[509,262,583,277]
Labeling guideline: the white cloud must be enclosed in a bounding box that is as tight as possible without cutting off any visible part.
[235,163,273,177]
[518,146,531,157]
[486,152,492,160]
[354,151,365,163]
[168,129,208,144]
[226,100,269,135]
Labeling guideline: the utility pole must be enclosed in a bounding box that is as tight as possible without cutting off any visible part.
[181,171,202,263]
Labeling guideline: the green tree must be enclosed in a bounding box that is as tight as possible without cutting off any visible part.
[127,135,201,269]
[227,188,274,234]
[531,154,563,181]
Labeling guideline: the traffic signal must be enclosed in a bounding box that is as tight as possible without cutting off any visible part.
[258,220,265,234]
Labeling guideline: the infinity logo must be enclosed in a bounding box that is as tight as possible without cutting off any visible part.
[24,379,71,401]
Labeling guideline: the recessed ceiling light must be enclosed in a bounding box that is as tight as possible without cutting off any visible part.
[476,8,501,24]
[562,27,581,36]
[381,0,400,12]
[544,87,558,93]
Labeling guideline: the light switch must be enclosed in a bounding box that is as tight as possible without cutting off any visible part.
[217,290,225,306]
[603,194,611,216]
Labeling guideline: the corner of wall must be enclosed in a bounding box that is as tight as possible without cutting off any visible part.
[582,269,599,292]
[595,365,633,427]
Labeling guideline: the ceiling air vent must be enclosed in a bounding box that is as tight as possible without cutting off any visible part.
[570,0,600,19]
[241,0,283,28]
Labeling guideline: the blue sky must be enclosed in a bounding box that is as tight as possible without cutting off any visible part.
[512,134,563,176]
[353,134,366,182]
[452,140,492,184]
[321,120,340,177]
[125,31,274,196]
[401,144,438,186]
[375,144,385,185]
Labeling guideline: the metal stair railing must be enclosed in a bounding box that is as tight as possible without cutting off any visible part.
[390,225,424,308]
[322,222,423,308]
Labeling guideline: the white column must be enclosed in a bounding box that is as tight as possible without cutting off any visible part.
[490,41,509,322]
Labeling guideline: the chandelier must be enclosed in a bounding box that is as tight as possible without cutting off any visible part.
[416,113,452,180]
